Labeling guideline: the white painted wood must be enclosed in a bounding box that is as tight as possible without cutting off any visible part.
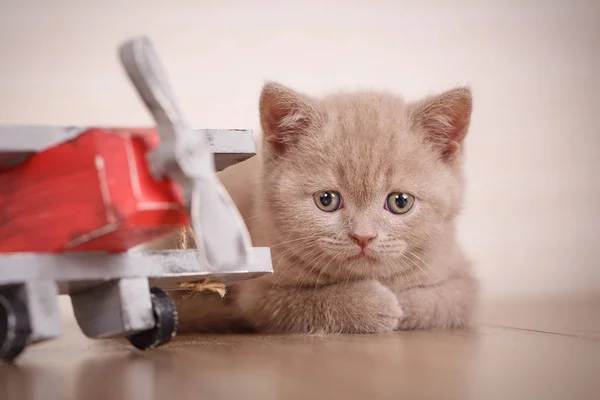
[0,248,273,294]
[70,278,155,338]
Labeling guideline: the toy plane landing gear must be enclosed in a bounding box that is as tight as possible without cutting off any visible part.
[0,36,272,362]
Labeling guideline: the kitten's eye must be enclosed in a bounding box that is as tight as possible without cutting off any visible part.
[385,192,415,214]
[313,191,342,212]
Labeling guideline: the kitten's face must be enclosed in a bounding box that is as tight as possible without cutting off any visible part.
[260,84,471,281]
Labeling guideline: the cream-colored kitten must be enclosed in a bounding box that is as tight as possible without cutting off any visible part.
[173,82,479,333]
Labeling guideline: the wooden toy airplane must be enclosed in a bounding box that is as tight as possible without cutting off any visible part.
[0,37,272,362]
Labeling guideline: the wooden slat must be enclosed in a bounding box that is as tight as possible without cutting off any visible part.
[0,126,257,170]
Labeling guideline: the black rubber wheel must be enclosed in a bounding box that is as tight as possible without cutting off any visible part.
[126,287,177,350]
[0,291,31,362]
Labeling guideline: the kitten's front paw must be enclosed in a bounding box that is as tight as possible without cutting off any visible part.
[336,280,403,334]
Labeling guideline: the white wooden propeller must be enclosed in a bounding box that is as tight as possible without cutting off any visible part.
[119,36,251,271]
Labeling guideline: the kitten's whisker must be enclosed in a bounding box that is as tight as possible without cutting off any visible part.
[271,246,321,281]
[410,245,466,276]
[269,236,319,248]
[398,253,426,291]
[290,253,330,297]
[405,249,466,300]
[283,246,326,288]
[401,253,445,299]
[405,251,446,281]
[267,248,323,298]
[406,249,464,300]
[313,248,345,296]
[293,250,329,288]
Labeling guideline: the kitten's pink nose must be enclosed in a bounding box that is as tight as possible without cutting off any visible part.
[349,233,376,249]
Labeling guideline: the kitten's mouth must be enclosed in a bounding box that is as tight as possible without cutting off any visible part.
[348,248,377,261]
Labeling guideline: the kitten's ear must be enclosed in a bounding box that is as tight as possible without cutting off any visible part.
[409,87,472,161]
[259,81,321,153]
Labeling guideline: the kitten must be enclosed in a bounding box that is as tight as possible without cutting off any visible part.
[173,82,479,334]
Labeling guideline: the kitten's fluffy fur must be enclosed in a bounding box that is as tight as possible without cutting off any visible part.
[173,82,479,334]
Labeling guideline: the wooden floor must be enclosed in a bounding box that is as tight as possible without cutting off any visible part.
[1,297,599,400]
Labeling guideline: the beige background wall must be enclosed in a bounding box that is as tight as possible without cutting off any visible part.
[1,0,598,301]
